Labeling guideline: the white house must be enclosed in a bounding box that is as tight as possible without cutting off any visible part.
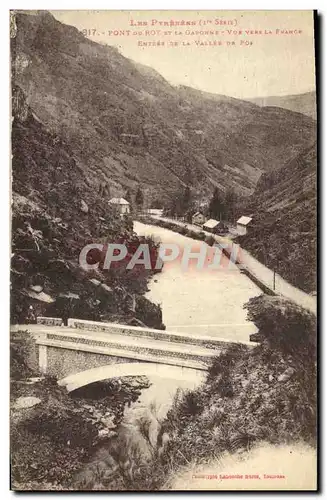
[203,219,227,234]
[192,212,206,226]
[108,197,130,215]
[236,216,253,235]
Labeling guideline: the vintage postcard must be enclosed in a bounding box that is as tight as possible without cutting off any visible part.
[10,10,317,491]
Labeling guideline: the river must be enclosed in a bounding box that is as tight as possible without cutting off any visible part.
[133,220,261,341]
[74,221,262,489]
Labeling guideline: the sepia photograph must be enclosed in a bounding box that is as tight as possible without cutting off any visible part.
[9,9,317,491]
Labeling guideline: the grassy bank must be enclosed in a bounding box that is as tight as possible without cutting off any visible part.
[130,295,317,490]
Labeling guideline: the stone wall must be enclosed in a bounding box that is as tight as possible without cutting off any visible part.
[37,316,63,326]
[46,346,135,379]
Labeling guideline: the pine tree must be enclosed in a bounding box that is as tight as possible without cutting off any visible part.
[125,189,132,202]
[182,186,191,213]
[224,188,236,221]
[135,187,144,208]
[209,187,223,219]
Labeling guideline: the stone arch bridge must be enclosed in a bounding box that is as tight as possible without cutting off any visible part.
[13,317,255,392]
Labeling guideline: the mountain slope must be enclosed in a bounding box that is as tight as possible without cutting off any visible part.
[11,85,164,328]
[237,144,317,293]
[247,91,316,120]
[12,11,316,202]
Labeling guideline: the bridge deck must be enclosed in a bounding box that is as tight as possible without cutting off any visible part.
[13,320,257,348]
[11,321,256,381]
[31,326,221,358]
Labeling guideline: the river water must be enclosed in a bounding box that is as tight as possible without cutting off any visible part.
[75,222,262,488]
[129,220,261,418]
[133,221,261,341]
[119,222,261,441]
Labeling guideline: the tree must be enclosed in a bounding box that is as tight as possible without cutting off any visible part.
[149,197,164,209]
[135,187,144,208]
[125,189,132,202]
[209,187,224,219]
[165,185,192,217]
[181,186,192,213]
[98,182,111,199]
[224,188,236,221]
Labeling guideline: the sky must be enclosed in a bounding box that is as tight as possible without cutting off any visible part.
[51,10,316,99]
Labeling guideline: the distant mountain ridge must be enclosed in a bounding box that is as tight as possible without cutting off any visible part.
[247,91,316,120]
[11,10,316,203]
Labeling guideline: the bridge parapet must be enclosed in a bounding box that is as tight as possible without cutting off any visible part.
[67,318,256,350]
[37,316,63,326]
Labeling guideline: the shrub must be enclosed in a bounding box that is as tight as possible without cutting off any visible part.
[186,230,200,240]
[205,235,215,246]
[208,343,249,380]
[245,295,316,357]
[10,332,35,380]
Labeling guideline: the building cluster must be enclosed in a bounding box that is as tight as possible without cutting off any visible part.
[192,211,253,235]
[108,198,164,218]
[108,198,253,236]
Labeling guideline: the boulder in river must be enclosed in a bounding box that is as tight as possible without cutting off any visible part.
[80,200,89,214]
[89,278,101,287]
[29,285,43,293]
[278,367,295,382]
[13,396,41,410]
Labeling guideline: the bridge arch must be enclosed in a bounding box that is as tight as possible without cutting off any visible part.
[58,362,207,392]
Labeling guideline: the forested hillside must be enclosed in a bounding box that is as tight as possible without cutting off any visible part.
[238,144,317,293]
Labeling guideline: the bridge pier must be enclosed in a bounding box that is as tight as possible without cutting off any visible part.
[34,332,49,374]
[39,344,48,374]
